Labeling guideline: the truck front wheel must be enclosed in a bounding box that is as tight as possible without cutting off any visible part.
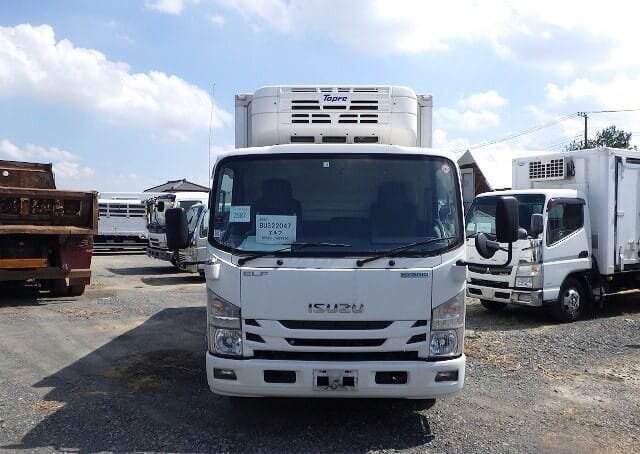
[68,285,86,297]
[480,299,508,312]
[551,278,586,322]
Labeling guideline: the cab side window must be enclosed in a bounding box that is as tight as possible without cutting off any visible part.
[547,201,584,245]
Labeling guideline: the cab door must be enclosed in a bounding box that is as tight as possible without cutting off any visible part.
[542,199,591,301]
[615,157,640,270]
[196,210,210,270]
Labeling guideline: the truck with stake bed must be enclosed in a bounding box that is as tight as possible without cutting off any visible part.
[465,147,640,321]
[166,85,520,404]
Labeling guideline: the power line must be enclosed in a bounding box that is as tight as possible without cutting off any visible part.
[459,108,640,153]
[458,113,576,152]
[585,108,640,114]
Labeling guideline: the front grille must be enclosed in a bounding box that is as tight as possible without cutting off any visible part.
[279,320,392,330]
[252,351,422,362]
[286,338,385,347]
[468,265,512,275]
[247,319,426,360]
[469,278,509,289]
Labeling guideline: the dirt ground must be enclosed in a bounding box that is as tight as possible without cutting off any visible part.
[0,254,638,453]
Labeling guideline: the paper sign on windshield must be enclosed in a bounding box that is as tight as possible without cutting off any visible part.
[256,215,297,244]
[230,206,250,223]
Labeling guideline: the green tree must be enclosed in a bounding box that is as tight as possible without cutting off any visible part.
[566,125,637,151]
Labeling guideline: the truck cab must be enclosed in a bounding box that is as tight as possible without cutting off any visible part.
[165,85,520,403]
[146,191,209,264]
[466,148,640,322]
[466,188,590,320]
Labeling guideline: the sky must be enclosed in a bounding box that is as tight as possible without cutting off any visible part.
[1,0,639,191]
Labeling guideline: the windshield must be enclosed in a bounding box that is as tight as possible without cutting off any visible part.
[465,194,545,237]
[186,204,204,234]
[209,153,462,255]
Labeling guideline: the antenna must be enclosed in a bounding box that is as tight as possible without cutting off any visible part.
[208,83,216,185]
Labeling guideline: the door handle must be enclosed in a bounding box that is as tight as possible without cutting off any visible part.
[578,250,588,258]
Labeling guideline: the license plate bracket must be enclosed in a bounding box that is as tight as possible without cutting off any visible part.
[313,369,358,391]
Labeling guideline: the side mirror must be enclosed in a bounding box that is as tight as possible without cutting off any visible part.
[166,208,189,250]
[157,201,165,212]
[495,196,519,243]
[518,228,528,240]
[475,233,501,259]
[530,213,544,238]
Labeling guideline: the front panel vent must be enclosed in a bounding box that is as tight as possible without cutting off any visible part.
[528,158,567,181]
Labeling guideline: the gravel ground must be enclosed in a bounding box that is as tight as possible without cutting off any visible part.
[0,254,638,453]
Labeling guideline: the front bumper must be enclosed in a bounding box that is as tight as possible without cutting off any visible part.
[206,352,465,398]
[467,284,543,307]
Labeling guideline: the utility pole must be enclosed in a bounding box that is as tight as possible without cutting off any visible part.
[208,83,215,184]
[578,112,588,149]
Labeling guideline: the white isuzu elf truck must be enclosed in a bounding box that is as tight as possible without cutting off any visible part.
[166,86,520,405]
[466,147,640,322]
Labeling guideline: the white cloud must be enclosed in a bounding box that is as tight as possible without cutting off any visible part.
[433,129,470,154]
[545,76,640,145]
[219,0,293,31]
[0,24,232,140]
[437,108,501,132]
[146,0,185,15]
[216,0,640,72]
[210,14,225,26]
[459,90,508,110]
[0,139,94,181]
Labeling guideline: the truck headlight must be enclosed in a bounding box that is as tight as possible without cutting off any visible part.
[430,330,458,356]
[515,276,533,288]
[515,263,541,288]
[207,288,240,329]
[207,288,242,356]
[210,327,243,356]
[430,291,465,358]
[431,291,465,330]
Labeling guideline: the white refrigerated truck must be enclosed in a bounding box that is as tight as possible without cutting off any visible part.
[146,191,209,263]
[465,147,640,321]
[166,85,520,404]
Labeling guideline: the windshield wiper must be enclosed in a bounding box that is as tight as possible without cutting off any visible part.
[355,236,457,267]
[237,242,351,266]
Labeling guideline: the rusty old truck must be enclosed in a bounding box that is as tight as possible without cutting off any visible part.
[0,160,98,297]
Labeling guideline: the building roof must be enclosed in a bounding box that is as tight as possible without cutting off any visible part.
[458,147,554,190]
[144,179,209,193]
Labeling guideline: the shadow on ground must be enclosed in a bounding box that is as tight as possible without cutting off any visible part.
[0,285,77,307]
[6,307,434,453]
[106,266,179,276]
[140,275,205,286]
[467,293,640,333]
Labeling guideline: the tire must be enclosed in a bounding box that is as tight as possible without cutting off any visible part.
[68,284,86,297]
[551,277,587,322]
[51,279,68,297]
[480,299,508,312]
